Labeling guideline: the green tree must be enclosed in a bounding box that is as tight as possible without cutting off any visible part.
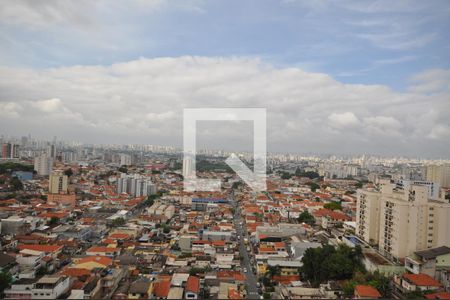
[267,265,281,278]
[307,182,320,192]
[48,216,59,225]
[112,217,126,227]
[64,168,73,177]
[298,211,315,225]
[0,162,33,174]
[366,271,391,297]
[302,171,320,179]
[118,166,128,173]
[281,172,291,180]
[10,176,23,191]
[189,267,205,276]
[143,196,155,207]
[300,244,364,286]
[0,272,12,294]
[324,202,342,211]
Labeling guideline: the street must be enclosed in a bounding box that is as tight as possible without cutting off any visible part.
[231,193,260,300]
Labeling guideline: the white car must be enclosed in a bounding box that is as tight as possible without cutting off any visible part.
[243,267,248,273]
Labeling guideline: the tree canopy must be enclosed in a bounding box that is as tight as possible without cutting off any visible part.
[64,168,73,177]
[298,211,315,225]
[301,244,364,286]
[307,182,320,192]
[324,202,342,211]
[0,272,12,294]
[0,162,33,174]
[112,217,126,227]
[10,176,23,191]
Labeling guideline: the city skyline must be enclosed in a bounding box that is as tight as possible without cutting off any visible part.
[1,1,450,156]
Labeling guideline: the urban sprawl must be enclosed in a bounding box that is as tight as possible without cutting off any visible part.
[0,135,450,299]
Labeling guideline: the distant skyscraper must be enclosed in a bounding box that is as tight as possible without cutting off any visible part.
[117,173,157,197]
[1,143,19,159]
[34,154,53,176]
[47,144,57,159]
[21,136,28,147]
[183,155,194,178]
[49,171,68,194]
[120,154,132,166]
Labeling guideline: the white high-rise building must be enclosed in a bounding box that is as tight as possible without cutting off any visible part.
[47,144,57,159]
[395,179,441,199]
[34,154,53,176]
[120,154,132,166]
[183,155,194,178]
[357,183,450,261]
[117,173,157,197]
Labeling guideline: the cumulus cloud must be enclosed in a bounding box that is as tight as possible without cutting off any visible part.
[328,112,359,128]
[31,98,63,113]
[428,124,450,140]
[408,69,450,94]
[0,102,22,118]
[0,56,449,157]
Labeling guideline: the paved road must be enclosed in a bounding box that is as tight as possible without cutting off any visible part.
[232,194,260,299]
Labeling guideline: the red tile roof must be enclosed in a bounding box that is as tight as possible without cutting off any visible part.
[217,271,245,282]
[109,233,130,239]
[18,244,62,253]
[425,292,450,299]
[76,256,112,266]
[273,275,301,285]
[87,246,119,253]
[403,273,442,287]
[153,281,170,298]
[186,276,200,293]
[355,285,382,298]
[228,288,243,299]
[60,267,91,278]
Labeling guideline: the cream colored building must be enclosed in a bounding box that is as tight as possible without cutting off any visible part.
[49,171,68,194]
[356,188,382,245]
[426,164,450,188]
[357,183,450,261]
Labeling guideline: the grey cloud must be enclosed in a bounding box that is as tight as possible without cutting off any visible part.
[0,56,449,157]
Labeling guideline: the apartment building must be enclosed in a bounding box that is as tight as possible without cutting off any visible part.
[426,165,450,188]
[356,188,382,245]
[357,183,450,261]
[2,143,19,159]
[48,171,68,194]
[34,154,53,176]
[117,173,157,197]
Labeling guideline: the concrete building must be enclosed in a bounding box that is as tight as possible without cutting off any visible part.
[49,171,68,194]
[1,216,27,235]
[119,154,132,166]
[34,154,53,176]
[356,183,450,261]
[2,143,19,159]
[46,144,57,159]
[395,179,440,199]
[182,155,194,179]
[32,275,70,299]
[426,165,450,188]
[117,173,157,197]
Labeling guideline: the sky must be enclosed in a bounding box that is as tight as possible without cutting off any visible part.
[0,0,449,157]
